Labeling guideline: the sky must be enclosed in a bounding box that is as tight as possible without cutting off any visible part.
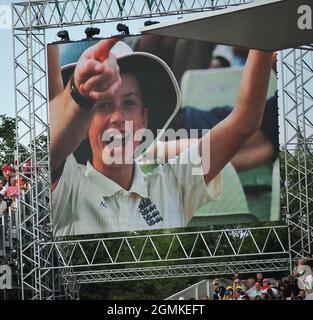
[0,0,15,117]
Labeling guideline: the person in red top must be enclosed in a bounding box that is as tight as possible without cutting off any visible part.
[261,278,272,291]
[2,161,13,175]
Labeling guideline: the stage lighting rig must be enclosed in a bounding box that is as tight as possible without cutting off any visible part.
[57,30,70,42]
[85,27,100,39]
[116,23,130,35]
[144,20,160,27]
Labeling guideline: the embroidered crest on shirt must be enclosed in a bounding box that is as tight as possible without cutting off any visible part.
[139,198,163,226]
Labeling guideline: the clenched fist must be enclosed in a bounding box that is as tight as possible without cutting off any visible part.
[73,39,122,101]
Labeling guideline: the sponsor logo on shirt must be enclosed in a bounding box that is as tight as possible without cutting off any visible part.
[100,196,108,208]
[139,198,163,226]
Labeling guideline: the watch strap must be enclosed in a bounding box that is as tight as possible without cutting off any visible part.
[70,75,95,110]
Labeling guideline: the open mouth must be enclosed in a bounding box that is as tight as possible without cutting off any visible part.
[102,130,131,148]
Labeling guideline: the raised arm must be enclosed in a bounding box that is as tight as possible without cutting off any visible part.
[200,50,274,184]
[49,39,121,175]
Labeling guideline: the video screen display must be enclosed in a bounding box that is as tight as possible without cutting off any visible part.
[48,35,279,237]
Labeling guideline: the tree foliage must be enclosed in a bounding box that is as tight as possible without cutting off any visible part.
[0,114,16,163]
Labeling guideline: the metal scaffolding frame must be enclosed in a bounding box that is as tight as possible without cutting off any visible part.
[279,47,313,265]
[11,0,312,299]
[63,258,290,284]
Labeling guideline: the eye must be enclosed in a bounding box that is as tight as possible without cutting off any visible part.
[97,102,111,111]
[124,99,137,109]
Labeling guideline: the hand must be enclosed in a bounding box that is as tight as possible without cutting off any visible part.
[73,39,122,101]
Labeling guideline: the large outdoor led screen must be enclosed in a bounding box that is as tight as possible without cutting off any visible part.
[48,35,280,237]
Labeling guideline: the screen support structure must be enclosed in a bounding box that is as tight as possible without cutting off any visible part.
[278,47,313,269]
[11,0,312,299]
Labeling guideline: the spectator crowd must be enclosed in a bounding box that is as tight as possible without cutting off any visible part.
[0,159,31,215]
[211,257,313,300]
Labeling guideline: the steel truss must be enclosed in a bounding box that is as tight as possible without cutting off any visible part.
[63,258,290,284]
[11,0,312,299]
[279,48,313,267]
[42,226,289,269]
[12,0,250,30]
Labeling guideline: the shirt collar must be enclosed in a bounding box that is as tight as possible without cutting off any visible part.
[85,161,148,198]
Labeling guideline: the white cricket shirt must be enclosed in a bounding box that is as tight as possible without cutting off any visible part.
[53,143,221,236]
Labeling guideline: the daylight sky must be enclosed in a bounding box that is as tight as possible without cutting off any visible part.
[0,0,16,117]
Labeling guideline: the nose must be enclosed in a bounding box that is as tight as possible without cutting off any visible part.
[110,106,125,126]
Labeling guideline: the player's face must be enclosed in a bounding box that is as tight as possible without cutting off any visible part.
[88,73,148,167]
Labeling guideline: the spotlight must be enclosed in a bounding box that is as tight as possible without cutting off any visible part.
[116,23,130,35]
[85,27,100,39]
[144,20,160,27]
[57,30,70,42]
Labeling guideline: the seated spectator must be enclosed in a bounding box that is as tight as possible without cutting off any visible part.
[233,279,246,291]
[256,273,264,286]
[233,272,241,280]
[281,278,294,300]
[232,273,241,288]
[3,171,13,190]
[0,194,7,215]
[212,279,224,300]
[245,278,256,298]
[288,275,300,298]
[1,160,13,176]
[6,177,19,198]
[224,285,234,300]
[201,295,209,300]
[304,267,313,294]
[292,258,309,284]
[295,289,306,300]
[251,282,263,299]
[261,278,272,291]
[277,288,285,300]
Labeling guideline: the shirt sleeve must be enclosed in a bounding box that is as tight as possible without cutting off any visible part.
[167,141,221,223]
[52,154,81,236]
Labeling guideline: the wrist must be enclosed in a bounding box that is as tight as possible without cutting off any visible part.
[70,75,95,110]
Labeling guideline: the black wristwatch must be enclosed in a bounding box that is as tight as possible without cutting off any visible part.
[70,75,95,110]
